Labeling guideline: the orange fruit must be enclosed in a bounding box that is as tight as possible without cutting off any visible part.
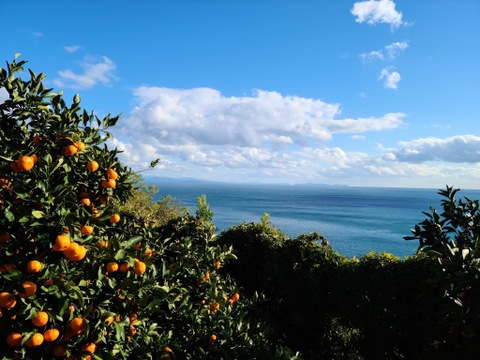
[32,134,42,146]
[69,317,86,333]
[62,144,78,156]
[101,178,116,189]
[106,168,118,180]
[106,262,119,273]
[0,263,15,272]
[16,155,35,171]
[32,311,49,326]
[0,232,10,243]
[99,195,109,204]
[79,197,91,206]
[133,261,146,276]
[97,240,108,248]
[109,213,121,223]
[27,260,43,273]
[119,263,131,272]
[19,281,37,298]
[75,141,85,151]
[87,160,99,172]
[44,328,60,342]
[63,242,87,261]
[44,279,54,286]
[229,292,240,303]
[53,234,71,251]
[211,334,217,341]
[26,333,44,347]
[6,332,23,347]
[52,344,67,357]
[0,292,16,308]
[81,342,96,354]
[145,248,153,257]
[105,316,114,326]
[32,154,38,164]
[10,161,21,172]
[80,225,94,235]
[128,312,138,325]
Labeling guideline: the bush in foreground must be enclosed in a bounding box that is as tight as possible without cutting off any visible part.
[0,57,290,359]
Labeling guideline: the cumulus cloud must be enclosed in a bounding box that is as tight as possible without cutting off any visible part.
[360,41,408,61]
[378,67,401,89]
[64,45,82,53]
[351,0,405,29]
[110,87,409,183]
[53,55,117,90]
[115,87,404,162]
[388,135,480,163]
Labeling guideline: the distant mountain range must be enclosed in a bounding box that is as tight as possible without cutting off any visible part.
[143,176,348,187]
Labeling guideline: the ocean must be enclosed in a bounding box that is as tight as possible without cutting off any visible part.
[150,180,480,258]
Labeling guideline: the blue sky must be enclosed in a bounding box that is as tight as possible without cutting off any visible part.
[1,0,479,188]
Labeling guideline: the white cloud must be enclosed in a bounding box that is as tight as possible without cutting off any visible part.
[53,55,117,90]
[351,0,405,29]
[360,41,408,62]
[112,87,405,181]
[385,41,408,58]
[378,67,401,89]
[32,32,43,38]
[64,45,82,53]
[391,135,480,163]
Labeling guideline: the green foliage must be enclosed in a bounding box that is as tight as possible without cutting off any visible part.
[114,180,187,227]
[405,186,480,358]
[0,57,288,360]
[195,194,214,224]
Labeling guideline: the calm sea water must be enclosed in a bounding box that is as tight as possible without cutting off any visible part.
[150,181,480,258]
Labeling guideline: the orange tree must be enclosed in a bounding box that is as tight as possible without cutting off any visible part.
[0,57,292,359]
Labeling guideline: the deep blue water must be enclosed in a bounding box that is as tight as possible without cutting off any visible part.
[150,181,480,258]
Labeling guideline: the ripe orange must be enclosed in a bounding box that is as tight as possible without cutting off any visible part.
[211,334,217,341]
[63,242,87,261]
[79,197,91,207]
[32,154,38,164]
[0,292,16,308]
[69,317,86,333]
[44,328,60,342]
[87,160,99,172]
[119,263,131,272]
[133,261,146,276]
[32,134,42,146]
[52,344,67,357]
[44,279,54,286]
[17,155,35,171]
[0,263,15,272]
[101,178,116,189]
[128,312,138,325]
[26,333,44,347]
[75,141,85,151]
[106,262,119,273]
[80,225,94,235]
[32,311,49,326]
[106,168,118,180]
[27,260,43,273]
[145,248,153,257]
[109,213,121,223]
[105,316,114,326]
[97,240,108,248]
[62,144,78,156]
[6,332,23,347]
[53,234,71,251]
[19,281,37,298]
[229,292,240,303]
[81,342,96,354]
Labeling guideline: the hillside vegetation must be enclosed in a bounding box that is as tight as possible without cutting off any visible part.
[1,57,479,359]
